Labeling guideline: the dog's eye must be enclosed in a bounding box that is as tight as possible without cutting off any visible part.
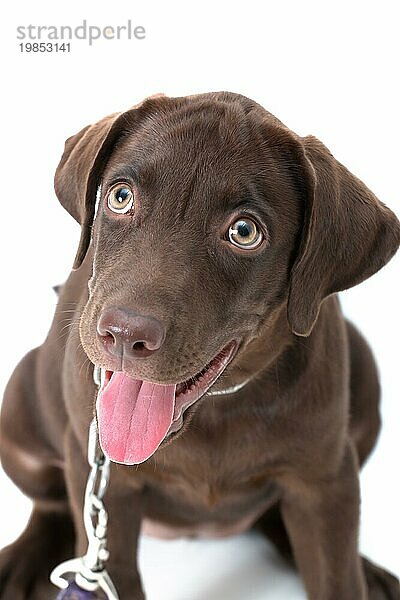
[228,218,263,249]
[107,184,134,214]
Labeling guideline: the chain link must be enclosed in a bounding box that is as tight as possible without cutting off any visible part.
[50,366,119,599]
[82,418,111,573]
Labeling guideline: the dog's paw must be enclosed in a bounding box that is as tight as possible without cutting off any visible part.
[363,557,400,600]
[0,540,57,600]
[0,510,75,600]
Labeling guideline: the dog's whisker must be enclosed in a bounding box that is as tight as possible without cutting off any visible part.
[78,356,91,380]
[57,321,76,333]
[57,316,77,324]
[54,318,81,344]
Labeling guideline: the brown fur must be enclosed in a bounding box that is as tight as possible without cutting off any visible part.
[1,92,399,599]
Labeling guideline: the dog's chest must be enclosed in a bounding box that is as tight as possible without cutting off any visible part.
[141,466,277,539]
[140,433,279,539]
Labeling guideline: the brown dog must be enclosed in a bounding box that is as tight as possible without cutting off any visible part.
[0,92,399,599]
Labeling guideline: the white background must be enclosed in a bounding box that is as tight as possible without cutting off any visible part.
[0,1,399,598]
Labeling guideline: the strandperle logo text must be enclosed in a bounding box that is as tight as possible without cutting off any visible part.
[17,20,146,46]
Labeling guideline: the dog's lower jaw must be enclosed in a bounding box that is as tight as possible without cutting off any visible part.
[160,341,242,441]
[162,375,255,446]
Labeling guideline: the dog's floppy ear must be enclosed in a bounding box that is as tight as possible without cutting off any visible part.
[54,113,122,269]
[54,95,167,270]
[288,135,400,337]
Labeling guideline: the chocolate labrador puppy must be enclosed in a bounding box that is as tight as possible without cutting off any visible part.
[0,92,399,599]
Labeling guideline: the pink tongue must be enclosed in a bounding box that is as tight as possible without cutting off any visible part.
[97,372,176,465]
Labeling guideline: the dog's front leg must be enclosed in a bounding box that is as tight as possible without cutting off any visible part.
[280,442,366,600]
[64,427,145,600]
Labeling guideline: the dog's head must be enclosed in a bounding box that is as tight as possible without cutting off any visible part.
[55,92,400,464]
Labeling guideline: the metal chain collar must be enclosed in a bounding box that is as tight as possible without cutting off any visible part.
[50,366,119,600]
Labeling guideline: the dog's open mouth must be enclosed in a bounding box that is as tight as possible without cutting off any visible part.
[96,341,237,465]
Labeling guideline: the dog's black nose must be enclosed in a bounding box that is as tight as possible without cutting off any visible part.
[97,306,166,359]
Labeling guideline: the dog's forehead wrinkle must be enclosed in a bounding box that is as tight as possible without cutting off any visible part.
[110,104,273,180]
